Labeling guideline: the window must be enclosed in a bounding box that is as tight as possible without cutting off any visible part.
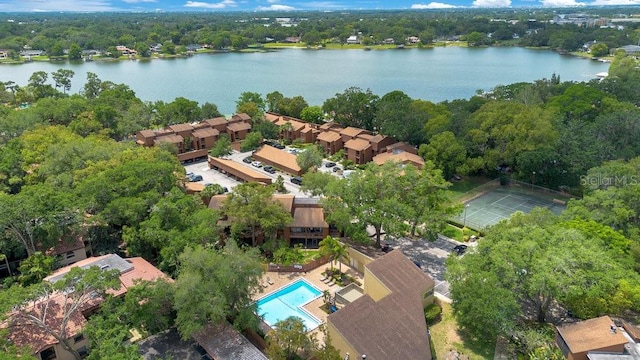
[66,251,75,259]
[40,347,56,360]
[73,334,85,343]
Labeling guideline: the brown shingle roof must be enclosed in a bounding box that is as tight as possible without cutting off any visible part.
[273,194,295,214]
[344,138,371,151]
[205,117,228,127]
[356,133,374,141]
[556,316,628,355]
[373,151,425,168]
[232,113,252,122]
[192,127,219,138]
[138,129,156,138]
[316,130,342,143]
[154,134,183,144]
[264,112,281,123]
[327,250,434,359]
[370,134,387,144]
[340,126,366,138]
[208,195,228,210]
[42,237,85,256]
[226,122,252,132]
[252,146,301,174]
[168,123,194,133]
[292,207,328,228]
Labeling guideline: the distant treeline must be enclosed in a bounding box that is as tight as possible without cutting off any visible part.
[0,9,638,57]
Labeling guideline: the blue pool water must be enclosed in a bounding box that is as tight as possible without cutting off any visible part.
[256,279,322,331]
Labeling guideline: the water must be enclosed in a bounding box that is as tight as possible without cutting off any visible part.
[256,278,322,330]
[0,47,609,114]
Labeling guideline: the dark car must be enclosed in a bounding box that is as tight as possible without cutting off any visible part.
[263,165,276,174]
[453,244,468,255]
[325,161,337,168]
[291,176,303,185]
[333,166,341,173]
[187,173,203,182]
[273,143,285,149]
[242,156,252,164]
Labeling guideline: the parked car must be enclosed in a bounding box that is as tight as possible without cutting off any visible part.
[272,143,285,150]
[187,173,203,182]
[251,161,263,168]
[325,161,337,168]
[453,244,467,256]
[291,176,303,185]
[333,166,341,173]
[242,156,252,164]
[263,165,276,174]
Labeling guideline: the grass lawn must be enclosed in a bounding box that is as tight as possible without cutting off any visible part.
[430,302,495,360]
[441,224,463,241]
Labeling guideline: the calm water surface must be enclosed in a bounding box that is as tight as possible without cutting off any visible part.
[0,47,609,114]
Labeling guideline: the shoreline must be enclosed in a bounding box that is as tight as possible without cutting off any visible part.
[1,42,610,67]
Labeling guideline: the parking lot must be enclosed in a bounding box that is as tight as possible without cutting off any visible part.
[183,149,317,197]
[384,235,471,300]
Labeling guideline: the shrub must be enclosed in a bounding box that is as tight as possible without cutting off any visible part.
[424,303,442,325]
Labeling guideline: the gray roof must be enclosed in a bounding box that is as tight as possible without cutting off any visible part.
[194,322,267,360]
[45,254,133,283]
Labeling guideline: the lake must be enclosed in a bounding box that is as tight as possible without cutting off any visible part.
[0,47,609,115]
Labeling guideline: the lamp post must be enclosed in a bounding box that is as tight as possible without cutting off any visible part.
[532,171,536,189]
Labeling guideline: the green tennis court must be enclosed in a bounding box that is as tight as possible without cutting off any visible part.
[454,182,569,230]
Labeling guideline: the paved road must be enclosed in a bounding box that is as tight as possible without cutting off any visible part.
[384,235,470,299]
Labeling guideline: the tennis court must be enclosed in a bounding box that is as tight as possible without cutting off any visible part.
[454,182,569,230]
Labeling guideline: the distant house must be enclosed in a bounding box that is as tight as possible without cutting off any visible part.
[619,45,640,54]
[327,249,434,359]
[194,322,267,360]
[5,254,169,360]
[252,145,302,176]
[0,49,9,58]
[555,315,630,360]
[346,35,359,44]
[316,130,343,155]
[383,38,395,45]
[42,237,88,268]
[407,36,420,44]
[372,146,425,169]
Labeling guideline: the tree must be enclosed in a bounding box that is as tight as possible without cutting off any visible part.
[322,87,379,131]
[208,133,232,158]
[300,105,324,124]
[419,131,466,180]
[318,236,348,274]
[266,91,284,112]
[253,119,279,140]
[82,72,103,99]
[51,69,75,94]
[446,209,638,341]
[266,317,315,360]
[17,251,56,286]
[240,131,263,152]
[322,162,411,248]
[174,242,263,339]
[399,162,461,238]
[49,41,65,58]
[296,145,323,173]
[2,266,121,360]
[201,102,222,119]
[302,30,322,46]
[222,183,293,247]
[67,43,83,60]
[301,171,336,196]
[236,91,265,113]
[135,42,151,58]
[590,42,609,57]
[375,90,425,145]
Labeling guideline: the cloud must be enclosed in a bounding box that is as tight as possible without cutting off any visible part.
[122,0,156,3]
[0,0,117,11]
[540,0,584,5]
[411,2,458,8]
[184,0,237,9]
[589,0,640,4]
[472,0,511,6]
[256,4,296,10]
[298,1,343,8]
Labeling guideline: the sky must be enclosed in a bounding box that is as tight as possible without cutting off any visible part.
[0,0,639,12]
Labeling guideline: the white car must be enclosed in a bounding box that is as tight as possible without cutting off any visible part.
[251,161,263,168]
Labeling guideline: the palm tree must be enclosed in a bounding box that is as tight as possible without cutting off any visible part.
[319,236,348,275]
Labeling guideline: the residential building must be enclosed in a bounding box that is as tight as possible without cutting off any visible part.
[136,114,251,162]
[208,157,273,184]
[6,254,169,360]
[373,146,425,169]
[344,138,372,165]
[252,145,302,176]
[193,322,268,360]
[316,130,343,155]
[369,134,396,155]
[555,316,631,360]
[346,35,359,44]
[43,237,88,268]
[340,127,369,143]
[208,194,330,248]
[327,249,435,359]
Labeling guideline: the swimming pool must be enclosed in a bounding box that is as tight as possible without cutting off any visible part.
[256,278,322,331]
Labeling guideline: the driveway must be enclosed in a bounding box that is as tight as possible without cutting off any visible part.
[384,235,468,300]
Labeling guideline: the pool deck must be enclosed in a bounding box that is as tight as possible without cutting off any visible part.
[255,261,364,343]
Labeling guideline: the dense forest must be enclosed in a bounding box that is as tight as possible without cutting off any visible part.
[0,8,639,57]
